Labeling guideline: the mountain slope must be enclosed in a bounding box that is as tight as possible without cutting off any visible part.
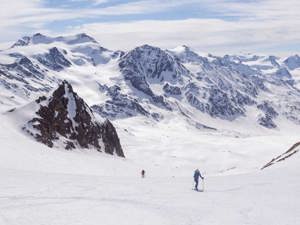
[8,80,124,157]
[1,33,300,133]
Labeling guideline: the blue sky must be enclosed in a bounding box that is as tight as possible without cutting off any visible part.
[0,0,299,54]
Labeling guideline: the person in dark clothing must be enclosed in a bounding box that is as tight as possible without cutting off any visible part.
[193,169,204,190]
[141,170,145,178]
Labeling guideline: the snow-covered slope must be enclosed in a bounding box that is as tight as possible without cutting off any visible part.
[6,80,125,157]
[1,33,300,133]
[1,33,300,175]
[0,107,299,225]
[0,33,299,224]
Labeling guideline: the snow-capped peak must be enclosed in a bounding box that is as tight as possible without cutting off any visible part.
[169,45,206,63]
[56,33,98,45]
[171,45,192,54]
[11,33,98,48]
[16,80,125,156]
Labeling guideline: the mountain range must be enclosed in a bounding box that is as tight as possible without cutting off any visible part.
[1,33,300,135]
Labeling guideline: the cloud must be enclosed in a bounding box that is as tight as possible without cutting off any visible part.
[70,0,108,3]
[0,0,299,54]
[0,0,188,42]
[207,0,300,20]
[0,0,196,32]
[68,17,300,54]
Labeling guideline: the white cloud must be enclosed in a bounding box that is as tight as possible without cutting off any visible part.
[68,17,300,54]
[70,0,109,5]
[0,0,299,54]
[0,0,196,32]
[90,0,110,5]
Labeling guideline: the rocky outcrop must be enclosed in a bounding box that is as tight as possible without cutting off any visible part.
[3,33,300,130]
[163,83,182,96]
[36,47,71,71]
[261,142,300,169]
[91,84,150,119]
[257,101,278,128]
[23,80,125,157]
[284,55,300,70]
[118,44,187,109]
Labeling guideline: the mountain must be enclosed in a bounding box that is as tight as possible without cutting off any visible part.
[118,44,190,109]
[10,80,124,157]
[0,34,300,225]
[284,54,300,70]
[1,33,300,133]
[12,33,98,47]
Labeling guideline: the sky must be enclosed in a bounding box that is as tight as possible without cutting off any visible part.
[0,0,299,54]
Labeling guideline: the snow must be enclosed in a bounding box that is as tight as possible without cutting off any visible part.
[171,45,190,54]
[0,163,299,225]
[0,33,300,224]
[0,54,15,64]
[64,83,77,129]
[0,110,300,225]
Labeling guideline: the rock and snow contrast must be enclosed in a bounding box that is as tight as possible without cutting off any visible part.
[2,33,300,130]
[14,80,124,157]
[0,33,299,225]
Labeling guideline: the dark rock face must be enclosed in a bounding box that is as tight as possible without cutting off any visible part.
[163,83,182,96]
[184,82,255,120]
[36,47,71,71]
[257,101,278,128]
[258,115,277,128]
[273,68,294,85]
[11,36,31,47]
[284,55,300,70]
[267,56,280,68]
[0,55,53,96]
[207,88,245,120]
[119,45,187,109]
[275,67,292,78]
[4,56,44,79]
[101,120,125,157]
[92,85,150,119]
[261,142,300,169]
[24,80,125,157]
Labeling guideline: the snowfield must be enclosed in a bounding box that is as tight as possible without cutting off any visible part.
[1,33,300,224]
[0,112,299,225]
[0,164,299,225]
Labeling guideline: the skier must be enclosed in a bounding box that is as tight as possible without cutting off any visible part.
[141,170,145,178]
[193,169,204,191]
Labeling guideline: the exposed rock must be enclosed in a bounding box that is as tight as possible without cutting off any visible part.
[258,115,277,128]
[284,54,300,70]
[92,85,150,119]
[23,80,125,157]
[163,83,182,96]
[119,44,187,110]
[36,47,71,71]
[261,142,300,169]
[257,101,278,128]
[101,120,125,157]
[267,56,280,68]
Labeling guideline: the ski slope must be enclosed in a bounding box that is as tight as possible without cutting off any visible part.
[0,162,299,225]
[0,112,299,225]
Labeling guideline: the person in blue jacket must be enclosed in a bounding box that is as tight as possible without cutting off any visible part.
[194,169,204,191]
